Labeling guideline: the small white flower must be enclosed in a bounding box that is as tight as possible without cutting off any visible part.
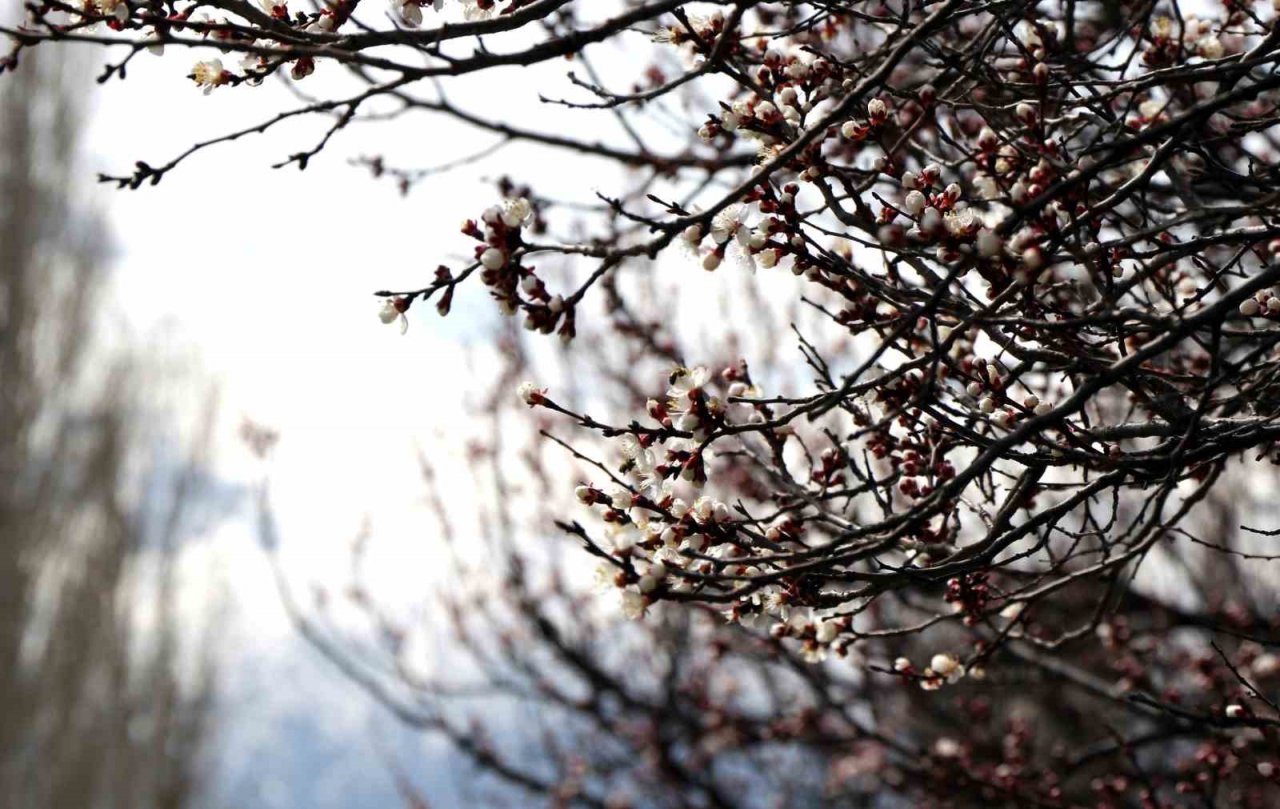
[394,0,423,27]
[593,563,618,592]
[240,46,267,73]
[668,366,711,403]
[480,247,506,270]
[1226,704,1245,718]
[930,653,963,682]
[310,12,336,31]
[800,642,827,663]
[651,26,679,44]
[943,208,976,237]
[501,197,533,228]
[517,381,545,406]
[1198,36,1224,60]
[711,204,751,245]
[619,589,647,620]
[460,0,495,20]
[1251,653,1280,679]
[377,298,409,335]
[191,59,228,94]
[100,0,128,21]
[934,738,962,758]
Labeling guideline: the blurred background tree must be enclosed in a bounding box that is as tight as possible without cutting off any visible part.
[0,52,220,809]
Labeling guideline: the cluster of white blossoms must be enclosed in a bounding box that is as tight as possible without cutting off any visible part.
[893,653,970,690]
[1153,15,1229,61]
[962,361,1056,429]
[477,197,535,273]
[391,0,495,27]
[518,369,860,664]
[681,200,796,273]
[1237,285,1280,318]
[651,10,726,67]
[377,196,545,335]
[697,55,836,159]
[191,47,320,92]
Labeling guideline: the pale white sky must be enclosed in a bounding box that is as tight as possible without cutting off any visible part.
[80,32,614,806]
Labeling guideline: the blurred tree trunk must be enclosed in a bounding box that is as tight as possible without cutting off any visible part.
[0,54,218,809]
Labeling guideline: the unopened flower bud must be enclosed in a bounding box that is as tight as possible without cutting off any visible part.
[904,190,927,215]
[976,229,1002,258]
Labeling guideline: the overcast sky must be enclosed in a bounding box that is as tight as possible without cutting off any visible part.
[78,30,605,806]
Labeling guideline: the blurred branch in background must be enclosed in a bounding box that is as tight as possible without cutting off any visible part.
[0,52,221,809]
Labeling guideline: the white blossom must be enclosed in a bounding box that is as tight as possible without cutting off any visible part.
[501,197,534,228]
[517,381,545,406]
[930,653,963,682]
[460,0,495,20]
[668,366,711,404]
[191,59,228,94]
[619,589,647,619]
[377,298,408,335]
